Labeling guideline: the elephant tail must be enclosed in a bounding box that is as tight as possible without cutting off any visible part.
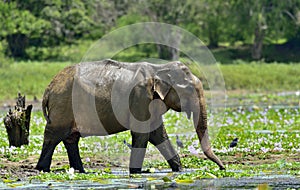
[42,88,51,124]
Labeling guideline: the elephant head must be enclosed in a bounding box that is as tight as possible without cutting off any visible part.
[151,61,225,170]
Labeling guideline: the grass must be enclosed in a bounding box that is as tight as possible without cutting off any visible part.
[0,61,70,101]
[0,61,298,103]
[219,61,300,91]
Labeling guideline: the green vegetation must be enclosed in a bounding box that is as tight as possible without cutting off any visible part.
[219,62,300,91]
[0,103,299,186]
[0,62,70,101]
[145,107,300,180]
[0,0,299,188]
[1,1,300,61]
[0,61,298,102]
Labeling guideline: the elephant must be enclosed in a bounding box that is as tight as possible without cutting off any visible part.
[36,59,225,174]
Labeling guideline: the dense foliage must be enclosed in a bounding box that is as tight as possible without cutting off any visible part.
[0,0,300,60]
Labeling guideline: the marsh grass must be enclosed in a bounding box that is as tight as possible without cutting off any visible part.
[0,61,70,101]
[219,61,300,91]
[0,61,299,102]
[0,102,299,182]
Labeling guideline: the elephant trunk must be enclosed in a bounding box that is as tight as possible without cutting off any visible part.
[193,83,225,170]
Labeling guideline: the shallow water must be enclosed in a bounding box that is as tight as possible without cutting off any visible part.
[1,170,300,189]
[1,177,300,189]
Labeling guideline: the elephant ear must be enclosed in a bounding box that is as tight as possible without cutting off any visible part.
[153,75,171,100]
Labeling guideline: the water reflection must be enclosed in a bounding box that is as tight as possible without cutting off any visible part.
[1,171,300,189]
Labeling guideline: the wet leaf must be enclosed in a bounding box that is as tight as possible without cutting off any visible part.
[206,172,217,179]
[147,177,157,181]
[166,172,175,177]
[3,179,16,183]
[175,179,194,184]
[91,178,109,184]
[103,167,111,173]
[129,174,142,178]
[7,183,23,188]
[162,176,172,182]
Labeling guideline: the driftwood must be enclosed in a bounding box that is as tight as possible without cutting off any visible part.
[4,93,33,147]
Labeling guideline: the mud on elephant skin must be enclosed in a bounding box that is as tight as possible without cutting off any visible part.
[36,59,225,174]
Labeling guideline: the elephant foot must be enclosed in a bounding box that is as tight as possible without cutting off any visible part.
[168,155,182,172]
[35,164,50,172]
[74,168,85,173]
[129,168,142,174]
[79,168,86,173]
[70,163,85,173]
[171,165,182,172]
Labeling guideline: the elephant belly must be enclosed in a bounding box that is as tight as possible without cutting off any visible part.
[73,93,128,137]
[76,115,128,137]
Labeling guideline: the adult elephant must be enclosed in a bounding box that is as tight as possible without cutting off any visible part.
[36,59,225,174]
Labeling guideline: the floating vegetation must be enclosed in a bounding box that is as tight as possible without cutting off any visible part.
[0,97,299,188]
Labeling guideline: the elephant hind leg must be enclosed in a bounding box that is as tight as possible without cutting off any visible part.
[36,140,59,172]
[36,125,62,172]
[149,125,182,172]
[63,132,85,173]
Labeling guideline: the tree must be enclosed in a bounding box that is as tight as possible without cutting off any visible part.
[0,2,47,58]
[131,0,192,60]
[125,0,231,55]
[195,0,231,48]
[0,0,96,58]
[231,0,300,59]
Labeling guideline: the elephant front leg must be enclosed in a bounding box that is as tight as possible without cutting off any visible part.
[149,125,182,172]
[129,132,149,174]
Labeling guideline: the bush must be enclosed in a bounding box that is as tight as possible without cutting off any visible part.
[0,40,11,67]
[25,40,93,62]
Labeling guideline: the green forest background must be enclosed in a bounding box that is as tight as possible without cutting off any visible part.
[1,0,300,61]
[0,0,299,100]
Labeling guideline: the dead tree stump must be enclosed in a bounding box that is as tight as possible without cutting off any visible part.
[4,93,33,147]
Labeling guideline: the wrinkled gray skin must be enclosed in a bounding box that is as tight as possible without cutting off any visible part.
[36,59,225,174]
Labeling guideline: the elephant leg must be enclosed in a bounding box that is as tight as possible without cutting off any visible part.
[129,132,149,174]
[149,125,182,172]
[63,132,85,173]
[36,141,59,172]
[36,125,62,172]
